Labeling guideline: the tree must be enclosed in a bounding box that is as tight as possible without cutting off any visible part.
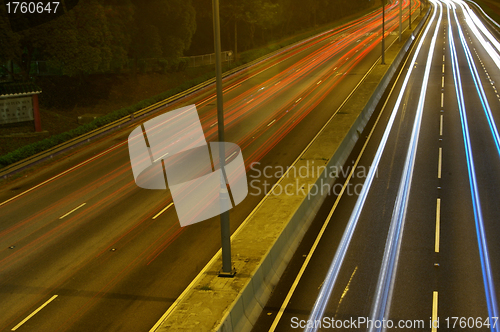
[221,0,279,55]
[131,0,196,60]
[1,0,117,78]
[221,0,245,61]
[0,1,21,76]
[188,0,213,55]
[26,0,113,76]
[101,0,135,70]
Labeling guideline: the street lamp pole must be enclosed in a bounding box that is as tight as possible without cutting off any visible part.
[399,0,402,42]
[212,0,234,277]
[382,0,386,64]
[409,0,412,29]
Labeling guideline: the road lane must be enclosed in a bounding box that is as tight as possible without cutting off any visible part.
[0,3,418,332]
[252,0,500,331]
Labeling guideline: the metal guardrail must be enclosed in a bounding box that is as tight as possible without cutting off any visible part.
[31,52,235,75]
[181,51,233,68]
[0,27,339,179]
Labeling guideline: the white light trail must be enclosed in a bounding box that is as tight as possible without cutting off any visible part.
[451,0,500,156]
[368,2,443,330]
[448,3,500,330]
[304,3,440,330]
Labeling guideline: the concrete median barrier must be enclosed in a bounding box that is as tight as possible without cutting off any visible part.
[152,5,432,332]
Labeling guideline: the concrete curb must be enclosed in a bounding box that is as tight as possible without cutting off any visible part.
[218,7,431,332]
[153,5,431,332]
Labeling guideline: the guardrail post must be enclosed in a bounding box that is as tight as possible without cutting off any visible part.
[33,94,42,132]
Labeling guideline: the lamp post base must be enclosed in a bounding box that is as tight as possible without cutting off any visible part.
[218,269,236,278]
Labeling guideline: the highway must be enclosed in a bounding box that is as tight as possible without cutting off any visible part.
[0,2,417,332]
[251,0,500,331]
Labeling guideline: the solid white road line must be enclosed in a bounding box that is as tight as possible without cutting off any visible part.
[59,203,86,219]
[269,95,381,331]
[0,140,129,209]
[225,152,237,162]
[152,203,174,220]
[153,152,169,163]
[11,295,58,331]
[432,291,439,332]
[435,198,441,253]
[438,147,442,179]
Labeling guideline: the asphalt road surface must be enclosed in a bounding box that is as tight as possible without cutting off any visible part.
[251,1,500,331]
[0,3,417,332]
